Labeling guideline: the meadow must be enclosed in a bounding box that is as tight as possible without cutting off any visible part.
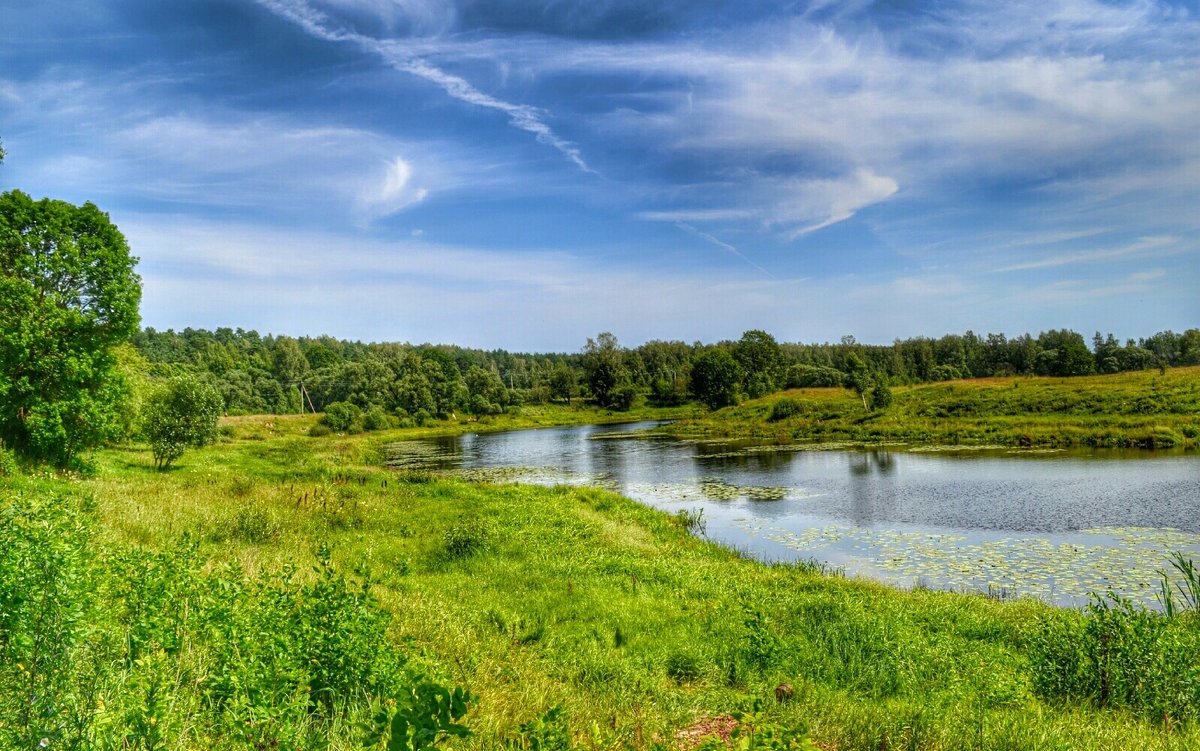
[662,366,1200,450]
[2,392,1199,749]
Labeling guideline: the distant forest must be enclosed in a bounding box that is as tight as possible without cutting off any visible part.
[124,323,1200,422]
[129,326,1200,423]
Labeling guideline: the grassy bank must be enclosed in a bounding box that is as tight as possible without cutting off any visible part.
[2,415,1199,749]
[662,366,1200,449]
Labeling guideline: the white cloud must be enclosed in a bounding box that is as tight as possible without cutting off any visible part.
[996,235,1182,272]
[357,156,429,220]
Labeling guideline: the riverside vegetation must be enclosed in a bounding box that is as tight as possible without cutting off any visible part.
[2,409,1199,750]
[662,365,1200,450]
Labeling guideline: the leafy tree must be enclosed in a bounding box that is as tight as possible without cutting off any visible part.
[843,353,874,409]
[145,374,223,469]
[1036,330,1094,377]
[583,332,631,409]
[464,365,506,415]
[733,330,783,398]
[0,190,142,464]
[870,380,894,410]
[548,363,577,403]
[690,348,741,410]
[272,335,309,384]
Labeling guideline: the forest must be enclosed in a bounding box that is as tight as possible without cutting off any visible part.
[131,325,1200,423]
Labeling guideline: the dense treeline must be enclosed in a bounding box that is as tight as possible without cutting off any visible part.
[131,326,1200,419]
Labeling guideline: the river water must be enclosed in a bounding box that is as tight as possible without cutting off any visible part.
[385,422,1200,607]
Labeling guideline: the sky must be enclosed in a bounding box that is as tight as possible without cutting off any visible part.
[1,0,1197,351]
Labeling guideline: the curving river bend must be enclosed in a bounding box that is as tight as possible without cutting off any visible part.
[386,421,1200,608]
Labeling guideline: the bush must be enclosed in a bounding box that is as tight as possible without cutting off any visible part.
[144,373,224,469]
[785,364,845,388]
[308,423,333,438]
[362,406,394,432]
[321,401,363,433]
[870,381,894,410]
[0,443,16,476]
[442,518,489,559]
[768,398,803,422]
[1027,593,1200,723]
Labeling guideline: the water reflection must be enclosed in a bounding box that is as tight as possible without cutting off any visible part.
[848,450,897,526]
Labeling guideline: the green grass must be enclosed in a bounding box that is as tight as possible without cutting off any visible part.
[663,366,1200,449]
[2,407,1199,749]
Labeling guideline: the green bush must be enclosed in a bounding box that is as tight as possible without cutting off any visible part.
[767,398,803,422]
[442,518,489,559]
[363,406,394,431]
[144,373,224,469]
[1027,593,1200,723]
[321,401,363,433]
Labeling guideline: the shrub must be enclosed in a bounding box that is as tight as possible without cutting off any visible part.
[1027,592,1200,723]
[308,423,333,437]
[321,401,363,433]
[144,374,223,469]
[768,398,803,422]
[785,364,846,389]
[442,518,489,559]
[665,651,702,683]
[362,405,394,432]
[870,381,894,410]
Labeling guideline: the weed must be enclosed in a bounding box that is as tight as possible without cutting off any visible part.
[666,651,703,683]
[441,517,489,559]
[506,706,571,751]
[674,507,707,537]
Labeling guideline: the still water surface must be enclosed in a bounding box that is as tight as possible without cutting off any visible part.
[386,422,1200,607]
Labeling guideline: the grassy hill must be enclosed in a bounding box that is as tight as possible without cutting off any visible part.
[663,366,1200,449]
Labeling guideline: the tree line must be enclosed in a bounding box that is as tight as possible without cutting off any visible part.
[130,325,1200,419]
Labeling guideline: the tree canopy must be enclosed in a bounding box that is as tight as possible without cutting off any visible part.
[0,190,141,464]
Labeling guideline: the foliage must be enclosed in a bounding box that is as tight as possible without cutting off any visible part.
[869,380,893,410]
[505,706,570,751]
[363,683,473,751]
[583,332,632,409]
[734,330,784,399]
[0,190,141,465]
[144,373,223,469]
[691,348,741,410]
[766,398,803,422]
[322,401,364,433]
[1027,590,1200,723]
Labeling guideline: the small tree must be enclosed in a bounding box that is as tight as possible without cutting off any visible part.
[145,374,222,469]
[870,380,894,410]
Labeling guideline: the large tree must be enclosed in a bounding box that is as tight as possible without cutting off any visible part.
[0,190,142,464]
[690,348,741,410]
[733,329,783,398]
[583,332,631,409]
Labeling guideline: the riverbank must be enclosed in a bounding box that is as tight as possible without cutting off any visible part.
[660,366,1200,450]
[3,417,1198,749]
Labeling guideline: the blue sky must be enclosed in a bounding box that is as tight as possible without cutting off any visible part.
[2,0,1197,351]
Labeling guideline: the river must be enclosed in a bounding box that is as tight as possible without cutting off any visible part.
[385,421,1200,608]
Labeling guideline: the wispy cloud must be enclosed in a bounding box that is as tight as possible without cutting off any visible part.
[996,235,1182,272]
[255,0,592,171]
[674,222,774,277]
